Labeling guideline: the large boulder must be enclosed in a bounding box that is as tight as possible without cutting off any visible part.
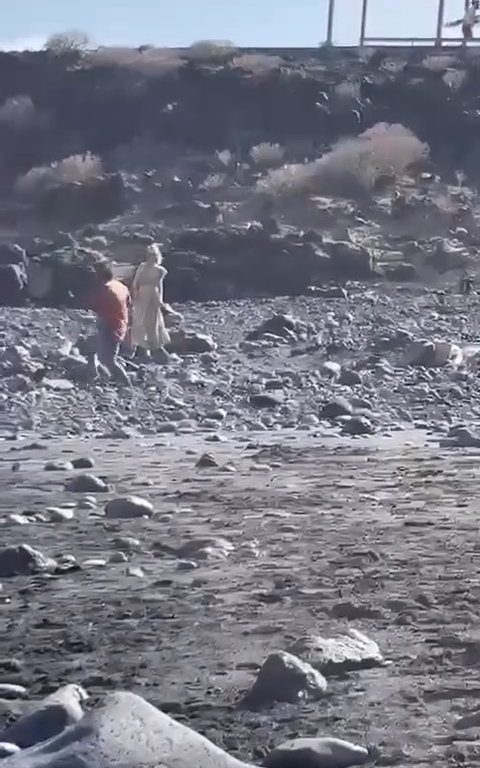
[1,691,254,768]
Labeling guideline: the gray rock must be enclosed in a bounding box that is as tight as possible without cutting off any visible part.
[1,691,253,768]
[289,629,384,674]
[0,684,87,749]
[177,537,234,560]
[196,453,219,468]
[249,393,281,409]
[71,457,95,469]
[0,545,56,578]
[0,685,27,700]
[320,361,341,380]
[341,416,375,436]
[241,651,327,710]
[168,329,217,355]
[320,397,353,419]
[45,507,74,523]
[65,474,109,493]
[0,744,20,759]
[44,461,74,472]
[264,737,369,768]
[339,369,362,386]
[105,496,154,520]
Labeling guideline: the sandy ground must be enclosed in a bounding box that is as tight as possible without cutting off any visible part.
[2,429,480,766]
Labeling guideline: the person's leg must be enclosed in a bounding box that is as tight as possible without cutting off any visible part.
[97,324,131,386]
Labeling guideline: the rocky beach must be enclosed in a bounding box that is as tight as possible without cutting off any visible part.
[1,39,480,768]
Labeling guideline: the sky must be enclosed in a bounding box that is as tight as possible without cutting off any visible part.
[0,0,470,50]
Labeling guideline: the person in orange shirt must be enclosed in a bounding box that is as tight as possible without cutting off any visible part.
[87,262,131,385]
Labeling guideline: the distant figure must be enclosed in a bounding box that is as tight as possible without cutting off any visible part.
[460,274,474,294]
[446,0,480,44]
[87,262,131,385]
[130,243,170,357]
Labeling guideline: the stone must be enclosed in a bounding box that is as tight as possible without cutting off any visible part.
[264,737,370,768]
[241,651,327,710]
[168,329,217,355]
[341,416,375,436]
[0,744,20,759]
[196,453,219,468]
[105,496,154,520]
[320,397,353,419]
[320,361,341,380]
[289,629,384,674]
[0,545,56,578]
[112,536,141,552]
[44,461,74,472]
[109,552,128,564]
[249,394,281,409]
[407,340,463,368]
[0,684,27,700]
[45,507,75,523]
[2,691,253,768]
[177,537,234,561]
[65,474,109,493]
[126,565,144,578]
[0,684,87,749]
[71,457,95,469]
[339,369,362,386]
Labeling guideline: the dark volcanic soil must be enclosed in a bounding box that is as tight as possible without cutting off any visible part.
[2,429,480,767]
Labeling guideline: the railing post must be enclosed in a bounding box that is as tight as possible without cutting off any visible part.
[326,0,335,45]
[435,0,446,46]
[359,0,369,47]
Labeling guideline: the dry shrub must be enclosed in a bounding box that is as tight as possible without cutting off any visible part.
[15,153,103,196]
[87,47,184,76]
[185,40,237,63]
[443,69,466,90]
[257,123,429,198]
[45,29,90,55]
[232,53,283,74]
[0,96,36,128]
[249,142,285,168]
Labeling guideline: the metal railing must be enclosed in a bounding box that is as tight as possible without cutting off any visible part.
[325,0,472,48]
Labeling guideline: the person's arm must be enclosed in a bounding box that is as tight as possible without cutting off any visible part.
[157,265,167,305]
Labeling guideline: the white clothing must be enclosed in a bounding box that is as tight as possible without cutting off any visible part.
[130,261,170,350]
